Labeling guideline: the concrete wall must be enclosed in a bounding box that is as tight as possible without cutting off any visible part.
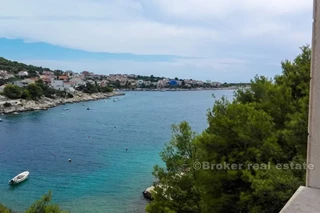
[307,0,320,189]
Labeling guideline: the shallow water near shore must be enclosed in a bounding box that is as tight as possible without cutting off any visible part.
[0,90,233,213]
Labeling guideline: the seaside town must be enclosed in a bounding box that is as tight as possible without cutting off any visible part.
[0,69,224,93]
[0,0,313,212]
[0,57,249,115]
[0,60,229,115]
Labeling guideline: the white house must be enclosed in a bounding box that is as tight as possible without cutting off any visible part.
[40,75,55,84]
[63,82,75,89]
[137,79,144,86]
[13,79,35,88]
[70,77,85,86]
[65,70,73,76]
[18,71,28,77]
[0,85,5,92]
[72,72,80,78]
[6,74,15,79]
[14,81,28,88]
[157,79,168,88]
[0,70,8,79]
[51,80,64,90]
[144,81,151,86]
[211,82,221,87]
[42,71,54,76]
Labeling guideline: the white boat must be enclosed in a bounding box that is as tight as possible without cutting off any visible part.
[0,118,3,122]
[9,171,29,185]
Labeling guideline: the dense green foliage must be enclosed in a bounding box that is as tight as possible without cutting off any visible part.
[146,46,310,213]
[3,84,22,99]
[100,86,114,93]
[24,191,68,213]
[0,204,13,213]
[0,191,67,213]
[3,83,43,100]
[221,82,250,88]
[3,80,113,100]
[132,75,164,82]
[76,82,113,94]
[0,57,51,76]
[146,122,201,213]
[27,84,43,100]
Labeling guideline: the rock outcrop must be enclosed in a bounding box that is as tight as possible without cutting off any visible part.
[0,92,124,114]
[143,186,155,200]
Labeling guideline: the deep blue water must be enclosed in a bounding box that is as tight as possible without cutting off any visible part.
[0,90,234,213]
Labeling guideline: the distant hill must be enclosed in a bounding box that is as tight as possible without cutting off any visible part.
[0,57,52,76]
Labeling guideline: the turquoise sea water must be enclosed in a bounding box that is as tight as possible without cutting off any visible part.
[0,90,234,213]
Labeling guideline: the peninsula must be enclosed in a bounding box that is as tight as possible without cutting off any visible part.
[0,57,247,114]
[0,91,124,114]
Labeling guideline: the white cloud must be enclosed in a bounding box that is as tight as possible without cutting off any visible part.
[154,0,312,20]
[241,0,311,15]
[0,0,312,57]
[0,0,313,81]
[0,19,220,56]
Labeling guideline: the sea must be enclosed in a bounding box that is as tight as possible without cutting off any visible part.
[0,90,234,213]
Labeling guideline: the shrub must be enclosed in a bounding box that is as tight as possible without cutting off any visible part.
[67,93,74,98]
[0,204,12,213]
[3,84,22,99]
[100,86,113,93]
[21,89,31,99]
[27,83,43,100]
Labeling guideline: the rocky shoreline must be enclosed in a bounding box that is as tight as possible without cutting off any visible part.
[0,91,125,115]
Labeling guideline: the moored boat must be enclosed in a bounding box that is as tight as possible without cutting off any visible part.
[9,171,29,185]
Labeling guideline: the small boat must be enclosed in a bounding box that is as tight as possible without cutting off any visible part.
[9,171,29,185]
[0,118,3,122]
[13,112,19,115]
[63,108,70,110]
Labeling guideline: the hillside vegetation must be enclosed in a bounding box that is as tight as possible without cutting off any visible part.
[0,57,52,76]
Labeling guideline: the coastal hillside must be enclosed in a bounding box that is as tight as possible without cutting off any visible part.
[0,57,52,76]
[0,56,249,89]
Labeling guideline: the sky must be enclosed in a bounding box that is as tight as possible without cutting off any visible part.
[0,0,313,82]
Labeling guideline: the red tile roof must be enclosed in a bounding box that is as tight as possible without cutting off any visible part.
[59,76,68,80]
